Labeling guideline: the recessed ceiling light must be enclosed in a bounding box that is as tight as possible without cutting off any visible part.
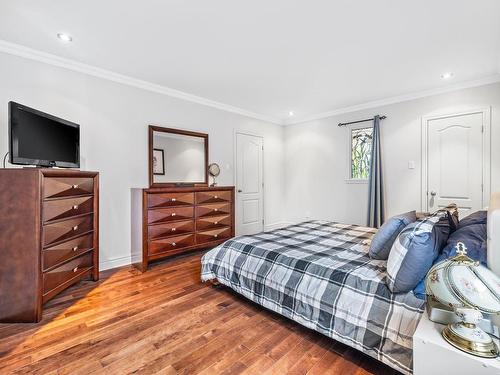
[440,72,454,79]
[288,111,294,116]
[57,33,73,42]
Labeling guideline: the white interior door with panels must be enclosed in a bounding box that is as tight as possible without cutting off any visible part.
[235,133,264,235]
[422,109,490,217]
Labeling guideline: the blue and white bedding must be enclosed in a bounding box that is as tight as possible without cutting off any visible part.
[201,221,425,374]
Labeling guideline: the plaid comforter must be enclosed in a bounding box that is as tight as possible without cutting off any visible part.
[201,221,425,374]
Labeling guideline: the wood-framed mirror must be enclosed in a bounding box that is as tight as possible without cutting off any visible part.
[148,125,209,187]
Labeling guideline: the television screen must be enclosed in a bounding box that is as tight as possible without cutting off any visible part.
[9,102,80,168]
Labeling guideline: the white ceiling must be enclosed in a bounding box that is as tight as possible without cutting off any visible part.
[0,0,499,124]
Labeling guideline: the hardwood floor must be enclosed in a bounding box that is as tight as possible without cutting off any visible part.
[0,253,399,375]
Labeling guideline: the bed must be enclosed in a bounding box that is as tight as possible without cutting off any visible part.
[201,221,425,374]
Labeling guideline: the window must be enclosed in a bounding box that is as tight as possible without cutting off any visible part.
[350,126,373,180]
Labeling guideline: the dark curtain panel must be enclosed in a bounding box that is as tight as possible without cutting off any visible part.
[367,115,385,228]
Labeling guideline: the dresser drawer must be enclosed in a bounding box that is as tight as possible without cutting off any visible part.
[42,233,94,271]
[196,227,231,244]
[148,234,195,255]
[196,214,231,231]
[196,203,231,218]
[147,206,194,225]
[43,196,94,223]
[43,214,94,247]
[43,252,93,299]
[195,190,232,205]
[43,177,94,199]
[147,192,194,209]
[148,220,194,240]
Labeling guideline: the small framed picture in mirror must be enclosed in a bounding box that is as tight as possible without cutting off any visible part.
[152,148,165,175]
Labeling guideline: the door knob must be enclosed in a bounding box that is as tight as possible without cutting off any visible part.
[430,191,437,196]
[237,189,242,193]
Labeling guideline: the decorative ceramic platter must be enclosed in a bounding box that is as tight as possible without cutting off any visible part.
[426,258,500,313]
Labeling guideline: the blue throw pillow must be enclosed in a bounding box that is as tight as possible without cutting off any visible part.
[458,210,487,229]
[412,279,426,300]
[387,211,451,293]
[437,223,487,265]
[413,222,487,299]
[369,211,416,260]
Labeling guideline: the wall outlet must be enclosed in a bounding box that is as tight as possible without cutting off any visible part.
[408,160,415,169]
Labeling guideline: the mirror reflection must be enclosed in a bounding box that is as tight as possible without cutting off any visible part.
[151,129,206,185]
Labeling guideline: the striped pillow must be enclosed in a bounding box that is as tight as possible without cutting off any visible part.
[386,210,451,293]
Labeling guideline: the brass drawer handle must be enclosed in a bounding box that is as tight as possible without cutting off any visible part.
[214,221,218,225]
[72,246,78,252]
[171,213,176,217]
[72,225,79,231]
[214,195,218,199]
[171,228,176,232]
[73,266,79,273]
[214,208,218,212]
[214,234,218,238]
[73,205,79,210]
[171,198,177,202]
[72,184,79,189]
[172,242,176,246]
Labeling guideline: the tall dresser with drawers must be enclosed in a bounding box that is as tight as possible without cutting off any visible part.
[132,186,235,271]
[0,169,99,323]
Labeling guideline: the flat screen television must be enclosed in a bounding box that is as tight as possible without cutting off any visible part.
[9,102,80,168]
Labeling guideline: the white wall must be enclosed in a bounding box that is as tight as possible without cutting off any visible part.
[285,82,500,226]
[0,52,286,270]
[2,49,498,270]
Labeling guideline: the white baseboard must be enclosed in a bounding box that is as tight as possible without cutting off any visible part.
[100,255,132,271]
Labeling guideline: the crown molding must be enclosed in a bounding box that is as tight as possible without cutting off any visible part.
[284,74,500,125]
[1,39,499,127]
[0,39,282,125]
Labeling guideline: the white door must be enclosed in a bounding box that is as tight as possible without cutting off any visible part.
[425,111,487,217]
[236,133,264,235]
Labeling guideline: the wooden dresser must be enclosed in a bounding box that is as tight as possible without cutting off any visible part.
[0,169,99,323]
[132,186,235,271]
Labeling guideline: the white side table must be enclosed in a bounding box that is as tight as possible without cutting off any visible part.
[413,311,500,375]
